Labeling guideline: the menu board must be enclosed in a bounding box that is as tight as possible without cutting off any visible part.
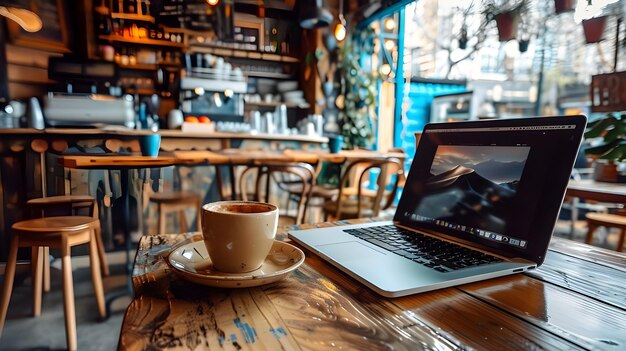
[6,0,70,53]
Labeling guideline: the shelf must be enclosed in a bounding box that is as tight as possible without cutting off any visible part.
[110,13,155,23]
[99,35,184,49]
[245,71,294,79]
[245,101,310,109]
[119,63,157,70]
[188,44,299,63]
[119,63,181,70]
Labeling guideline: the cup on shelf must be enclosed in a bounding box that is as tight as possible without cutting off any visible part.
[139,133,161,157]
[328,134,344,153]
[201,201,278,273]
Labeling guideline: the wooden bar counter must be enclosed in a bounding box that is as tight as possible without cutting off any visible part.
[119,219,626,350]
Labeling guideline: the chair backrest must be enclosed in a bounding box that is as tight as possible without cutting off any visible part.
[239,162,316,224]
[333,157,404,218]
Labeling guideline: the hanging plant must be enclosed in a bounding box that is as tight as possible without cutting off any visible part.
[458,26,468,49]
[336,27,378,149]
[554,0,575,14]
[483,0,529,42]
[582,16,607,44]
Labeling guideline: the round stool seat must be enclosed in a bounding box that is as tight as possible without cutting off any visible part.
[26,195,95,206]
[13,216,98,233]
[585,212,626,252]
[149,191,200,204]
[586,212,626,226]
[24,196,109,278]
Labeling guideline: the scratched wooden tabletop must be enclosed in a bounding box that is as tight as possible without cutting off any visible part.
[119,219,626,350]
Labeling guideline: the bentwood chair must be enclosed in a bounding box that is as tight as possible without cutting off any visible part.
[239,162,316,225]
[322,157,405,220]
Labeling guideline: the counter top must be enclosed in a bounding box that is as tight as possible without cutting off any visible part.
[0,128,328,143]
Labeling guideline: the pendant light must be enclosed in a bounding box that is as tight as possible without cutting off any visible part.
[0,2,42,33]
[334,0,346,41]
[299,0,333,29]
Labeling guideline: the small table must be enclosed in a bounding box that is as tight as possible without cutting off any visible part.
[118,219,626,350]
[59,155,179,316]
[567,179,626,203]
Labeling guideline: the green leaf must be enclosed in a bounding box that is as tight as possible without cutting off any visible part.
[585,140,620,156]
[598,144,626,161]
[584,116,618,138]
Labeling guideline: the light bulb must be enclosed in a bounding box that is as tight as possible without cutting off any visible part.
[384,39,395,51]
[334,22,346,41]
[206,0,219,6]
[380,64,391,76]
[384,17,396,31]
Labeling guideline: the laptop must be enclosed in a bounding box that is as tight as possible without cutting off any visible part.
[289,115,587,297]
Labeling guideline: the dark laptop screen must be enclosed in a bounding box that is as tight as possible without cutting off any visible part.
[394,116,586,264]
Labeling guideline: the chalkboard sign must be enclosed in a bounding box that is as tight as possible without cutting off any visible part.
[6,0,70,53]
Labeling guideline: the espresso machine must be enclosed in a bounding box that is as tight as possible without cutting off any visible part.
[44,57,136,128]
[179,53,247,123]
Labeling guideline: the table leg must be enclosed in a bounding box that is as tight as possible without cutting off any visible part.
[104,168,133,318]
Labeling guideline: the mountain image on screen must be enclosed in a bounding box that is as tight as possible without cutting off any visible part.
[415,145,530,233]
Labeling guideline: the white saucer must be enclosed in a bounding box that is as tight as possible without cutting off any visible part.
[167,240,305,288]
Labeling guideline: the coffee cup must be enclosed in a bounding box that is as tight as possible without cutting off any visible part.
[328,134,344,153]
[139,133,161,157]
[201,201,278,273]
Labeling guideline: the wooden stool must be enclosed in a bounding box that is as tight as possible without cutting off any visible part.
[27,195,109,278]
[0,216,106,351]
[585,212,626,252]
[149,191,201,234]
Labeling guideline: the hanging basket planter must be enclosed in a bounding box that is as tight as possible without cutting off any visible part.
[518,39,530,53]
[495,12,520,41]
[554,0,575,15]
[582,16,607,44]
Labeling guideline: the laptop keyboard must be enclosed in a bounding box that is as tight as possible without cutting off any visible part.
[343,225,503,273]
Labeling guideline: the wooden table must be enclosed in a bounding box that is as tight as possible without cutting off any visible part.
[119,219,626,350]
[567,179,626,204]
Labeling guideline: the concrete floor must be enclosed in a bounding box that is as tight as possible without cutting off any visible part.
[0,252,130,351]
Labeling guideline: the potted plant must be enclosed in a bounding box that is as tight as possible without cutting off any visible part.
[336,27,377,149]
[554,0,575,14]
[584,113,626,182]
[483,0,529,41]
[582,16,607,44]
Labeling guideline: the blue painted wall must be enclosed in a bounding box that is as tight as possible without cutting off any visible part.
[398,82,466,163]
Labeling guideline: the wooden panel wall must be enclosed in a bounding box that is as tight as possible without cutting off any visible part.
[5,44,61,99]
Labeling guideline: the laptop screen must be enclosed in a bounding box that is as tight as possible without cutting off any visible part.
[394,116,586,264]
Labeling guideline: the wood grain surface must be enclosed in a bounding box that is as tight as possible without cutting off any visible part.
[119,220,626,350]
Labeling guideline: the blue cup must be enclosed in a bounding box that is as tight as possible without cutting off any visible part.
[139,133,161,157]
[328,135,344,154]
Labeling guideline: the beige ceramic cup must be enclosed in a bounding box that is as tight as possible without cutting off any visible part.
[201,201,278,273]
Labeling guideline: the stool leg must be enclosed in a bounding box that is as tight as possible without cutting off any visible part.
[61,237,77,351]
[93,225,109,276]
[32,246,44,317]
[158,203,166,234]
[88,230,106,319]
[43,247,50,292]
[0,236,19,336]
[618,228,625,252]
[585,223,597,245]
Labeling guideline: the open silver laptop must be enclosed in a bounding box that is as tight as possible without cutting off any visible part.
[289,116,587,297]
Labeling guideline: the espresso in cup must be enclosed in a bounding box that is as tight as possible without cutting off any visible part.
[201,201,278,273]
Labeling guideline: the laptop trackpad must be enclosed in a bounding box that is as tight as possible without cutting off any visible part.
[318,241,389,261]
